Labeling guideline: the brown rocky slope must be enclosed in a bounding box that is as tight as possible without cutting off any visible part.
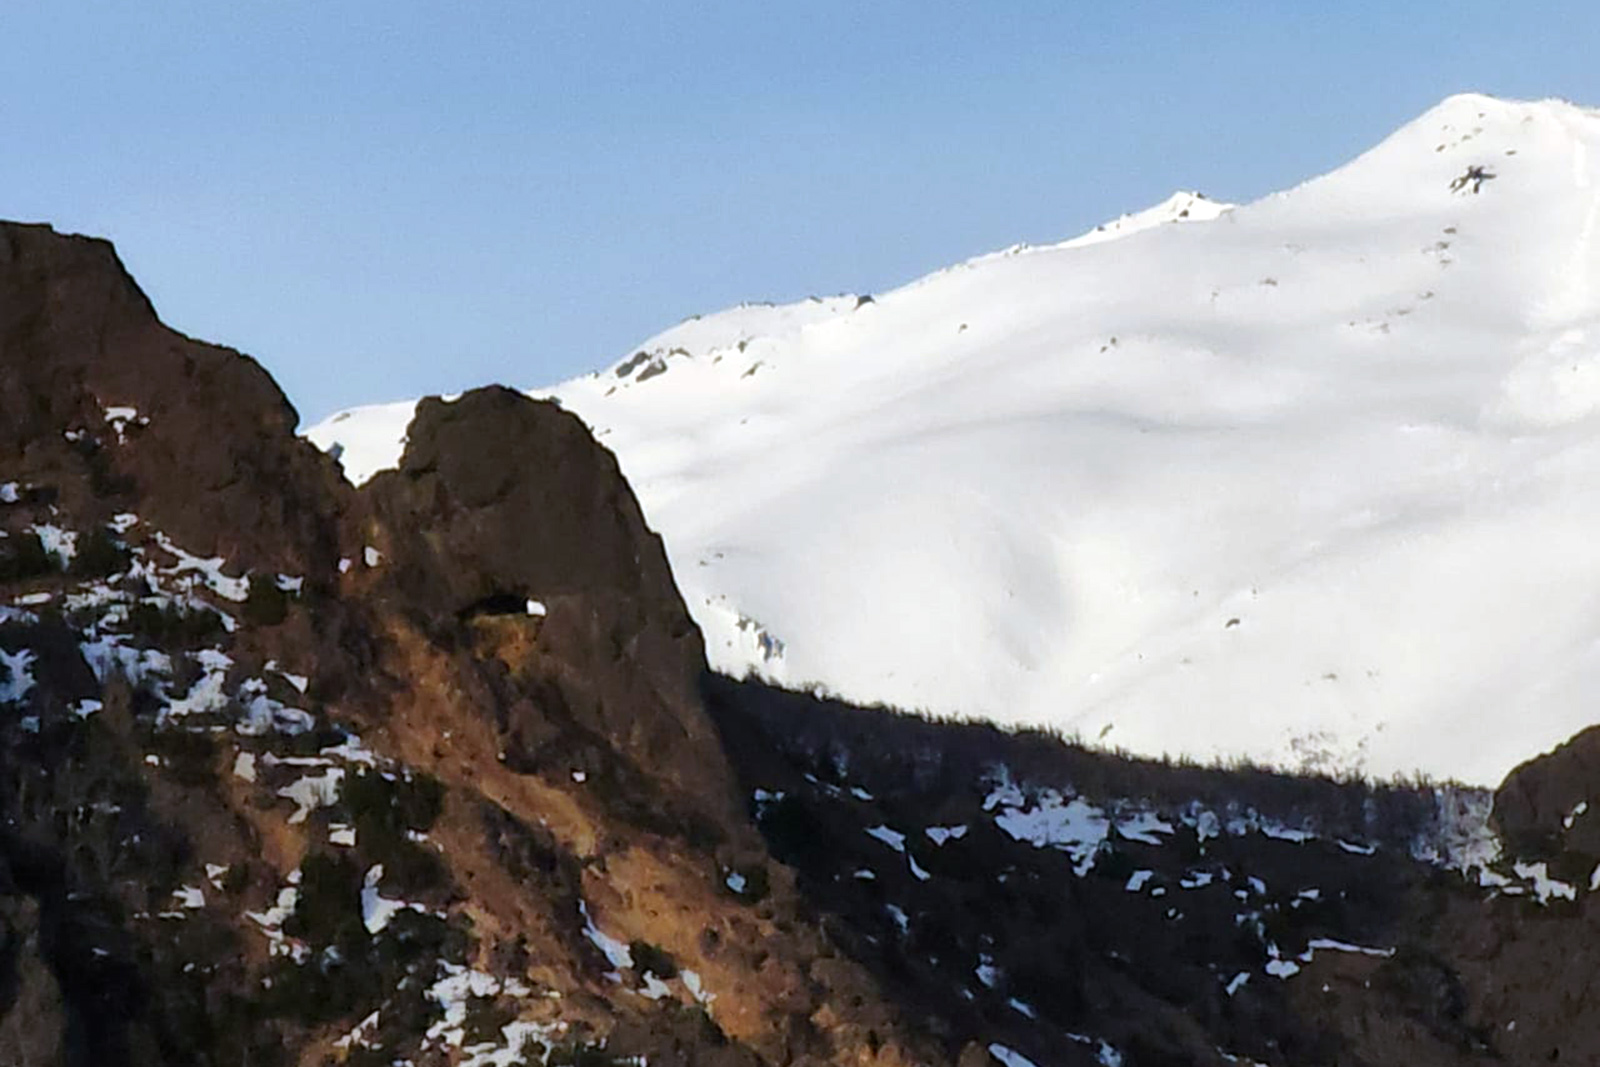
[0,222,931,1067]
[5,221,1600,1067]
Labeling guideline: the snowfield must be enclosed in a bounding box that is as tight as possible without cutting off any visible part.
[309,94,1600,785]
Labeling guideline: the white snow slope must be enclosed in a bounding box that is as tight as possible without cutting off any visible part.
[310,94,1600,786]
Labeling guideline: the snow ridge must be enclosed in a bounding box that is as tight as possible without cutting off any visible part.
[310,94,1600,784]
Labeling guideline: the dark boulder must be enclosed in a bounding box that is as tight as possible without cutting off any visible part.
[365,386,742,829]
[1494,724,1600,859]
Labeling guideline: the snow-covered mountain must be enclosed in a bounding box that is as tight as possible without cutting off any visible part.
[310,93,1600,785]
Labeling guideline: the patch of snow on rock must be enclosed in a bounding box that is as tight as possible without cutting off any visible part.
[987,1044,1040,1067]
[865,824,907,852]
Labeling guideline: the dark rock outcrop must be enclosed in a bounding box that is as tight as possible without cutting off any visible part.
[0,222,349,579]
[365,387,739,828]
[1494,724,1600,861]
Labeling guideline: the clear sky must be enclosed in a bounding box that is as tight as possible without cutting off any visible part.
[5,2,1599,423]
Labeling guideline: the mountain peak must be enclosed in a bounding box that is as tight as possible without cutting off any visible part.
[1425,90,1598,122]
[310,96,1600,784]
[1274,91,1600,214]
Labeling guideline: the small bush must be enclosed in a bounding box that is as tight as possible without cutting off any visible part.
[0,531,57,583]
[259,956,347,1027]
[281,724,346,758]
[146,728,219,788]
[366,973,449,1049]
[344,770,445,836]
[380,838,450,897]
[1088,841,1136,883]
[261,864,468,1036]
[342,770,450,896]
[72,527,131,579]
[372,909,470,971]
[629,940,678,980]
[344,1046,399,1067]
[125,602,227,648]
[757,795,831,871]
[547,1041,624,1067]
[283,851,368,957]
[462,994,518,1046]
[222,863,251,896]
[723,864,770,904]
[243,576,289,627]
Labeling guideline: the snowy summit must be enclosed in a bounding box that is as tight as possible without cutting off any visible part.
[310,93,1600,785]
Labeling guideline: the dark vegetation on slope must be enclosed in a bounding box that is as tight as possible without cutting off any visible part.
[707,677,1600,1067]
[709,676,1452,851]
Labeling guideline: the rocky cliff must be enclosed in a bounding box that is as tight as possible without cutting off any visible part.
[0,223,929,1067]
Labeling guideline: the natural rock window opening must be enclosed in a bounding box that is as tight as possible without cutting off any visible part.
[460,591,536,619]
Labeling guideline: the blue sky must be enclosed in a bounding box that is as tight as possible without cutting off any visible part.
[6,3,1600,422]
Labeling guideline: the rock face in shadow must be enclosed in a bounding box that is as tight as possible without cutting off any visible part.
[365,386,741,830]
[1494,724,1600,869]
[375,388,689,619]
[0,222,349,578]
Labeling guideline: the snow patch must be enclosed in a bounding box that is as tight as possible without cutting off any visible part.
[152,533,248,601]
[987,784,1110,876]
[1305,937,1397,958]
[361,864,434,933]
[579,900,633,976]
[865,824,907,852]
[32,524,76,566]
[987,1045,1039,1067]
[1512,860,1578,903]
[423,963,534,1050]
[0,648,37,704]
[102,405,149,443]
[278,767,344,824]
[1565,800,1590,829]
